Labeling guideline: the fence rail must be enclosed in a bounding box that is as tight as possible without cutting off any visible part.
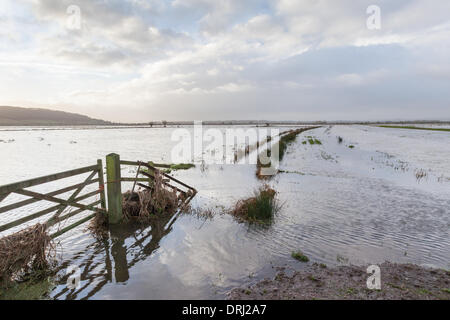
[0,160,106,238]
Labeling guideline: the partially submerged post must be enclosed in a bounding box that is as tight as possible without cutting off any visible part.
[106,153,123,224]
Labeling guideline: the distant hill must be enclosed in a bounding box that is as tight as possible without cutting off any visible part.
[0,106,111,126]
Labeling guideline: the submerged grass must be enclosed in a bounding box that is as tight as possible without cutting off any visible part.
[170,163,195,170]
[291,251,309,262]
[379,125,450,132]
[256,127,320,179]
[0,276,54,300]
[147,162,195,174]
[230,185,279,223]
[306,137,322,145]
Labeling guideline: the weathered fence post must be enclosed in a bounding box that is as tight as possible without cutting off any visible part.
[106,153,123,224]
[97,159,107,212]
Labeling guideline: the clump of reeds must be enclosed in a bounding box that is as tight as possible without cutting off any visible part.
[230,185,280,223]
[122,172,180,222]
[0,223,54,286]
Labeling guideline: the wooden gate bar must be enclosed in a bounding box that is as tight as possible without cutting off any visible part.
[0,193,9,202]
[14,189,105,214]
[0,179,100,215]
[50,213,97,239]
[121,177,153,182]
[0,165,98,196]
[49,170,98,221]
[138,170,186,195]
[46,200,101,228]
[0,191,103,233]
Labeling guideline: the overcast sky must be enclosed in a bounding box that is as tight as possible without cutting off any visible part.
[0,0,449,122]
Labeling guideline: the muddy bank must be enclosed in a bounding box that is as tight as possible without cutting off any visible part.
[228,262,450,300]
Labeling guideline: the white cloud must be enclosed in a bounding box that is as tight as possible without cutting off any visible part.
[0,0,449,121]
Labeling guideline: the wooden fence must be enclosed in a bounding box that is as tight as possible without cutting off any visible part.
[0,153,197,238]
[0,160,106,238]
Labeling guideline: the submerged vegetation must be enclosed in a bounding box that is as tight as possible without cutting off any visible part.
[0,276,54,300]
[379,125,450,132]
[291,251,309,262]
[170,163,196,170]
[306,137,322,145]
[0,223,54,288]
[147,162,195,174]
[230,185,279,223]
[415,169,428,181]
[256,127,320,178]
[278,129,305,160]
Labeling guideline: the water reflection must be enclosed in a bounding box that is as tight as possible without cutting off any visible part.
[52,209,180,300]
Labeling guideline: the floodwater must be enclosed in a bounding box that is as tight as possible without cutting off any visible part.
[0,125,449,299]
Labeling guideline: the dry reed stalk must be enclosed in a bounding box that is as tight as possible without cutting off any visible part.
[122,172,180,222]
[0,223,54,286]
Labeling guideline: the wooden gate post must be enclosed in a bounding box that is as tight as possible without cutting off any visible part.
[97,159,107,211]
[106,153,123,224]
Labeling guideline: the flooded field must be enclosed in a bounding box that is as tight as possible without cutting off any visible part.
[0,125,449,299]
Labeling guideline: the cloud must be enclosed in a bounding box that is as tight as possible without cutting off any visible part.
[0,0,449,121]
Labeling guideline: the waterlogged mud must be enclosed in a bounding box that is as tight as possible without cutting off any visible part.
[229,262,450,300]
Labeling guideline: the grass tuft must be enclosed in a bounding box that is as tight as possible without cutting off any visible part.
[230,185,279,223]
[291,251,309,262]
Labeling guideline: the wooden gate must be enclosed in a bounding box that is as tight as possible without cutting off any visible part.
[0,160,106,238]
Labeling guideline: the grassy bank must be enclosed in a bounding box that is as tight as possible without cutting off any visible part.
[379,125,450,132]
